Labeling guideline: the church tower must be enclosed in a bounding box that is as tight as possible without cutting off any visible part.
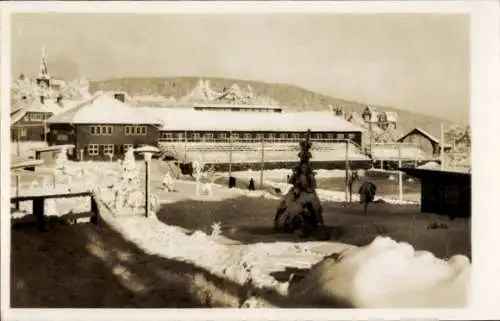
[36,47,51,90]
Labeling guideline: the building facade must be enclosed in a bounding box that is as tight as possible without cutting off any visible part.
[47,93,162,161]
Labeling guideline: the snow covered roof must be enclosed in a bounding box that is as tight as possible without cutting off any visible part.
[10,98,82,124]
[371,145,431,160]
[47,92,164,125]
[139,108,365,132]
[397,127,450,146]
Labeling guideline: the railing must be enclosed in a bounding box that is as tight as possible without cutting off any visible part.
[11,191,99,232]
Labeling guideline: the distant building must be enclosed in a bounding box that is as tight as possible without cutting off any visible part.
[139,107,365,146]
[397,127,452,156]
[361,106,398,130]
[46,92,163,161]
[10,96,79,142]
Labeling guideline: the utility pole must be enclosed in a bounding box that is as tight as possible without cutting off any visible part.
[440,123,445,171]
[398,146,403,202]
[228,131,233,178]
[345,139,349,203]
[260,135,265,188]
[16,126,21,157]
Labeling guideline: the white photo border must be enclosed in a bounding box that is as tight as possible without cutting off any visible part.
[1,1,499,320]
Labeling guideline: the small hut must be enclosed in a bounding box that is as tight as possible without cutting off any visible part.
[400,168,471,219]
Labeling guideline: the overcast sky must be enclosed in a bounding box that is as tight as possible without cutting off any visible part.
[11,13,469,123]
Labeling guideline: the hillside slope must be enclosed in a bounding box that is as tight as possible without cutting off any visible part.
[90,77,457,138]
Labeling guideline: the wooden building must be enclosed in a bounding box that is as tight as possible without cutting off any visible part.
[33,144,75,166]
[139,107,365,145]
[10,96,70,142]
[46,92,163,161]
[400,168,471,219]
[397,127,452,156]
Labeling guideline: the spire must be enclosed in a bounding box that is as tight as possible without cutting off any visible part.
[39,46,50,79]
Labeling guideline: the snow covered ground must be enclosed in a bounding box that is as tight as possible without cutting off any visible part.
[10,160,470,308]
[226,169,419,205]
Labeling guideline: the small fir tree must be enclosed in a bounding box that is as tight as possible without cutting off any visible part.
[273,129,328,238]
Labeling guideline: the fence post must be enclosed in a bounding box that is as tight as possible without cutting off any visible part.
[90,196,98,225]
[398,146,403,202]
[260,136,265,189]
[15,174,20,210]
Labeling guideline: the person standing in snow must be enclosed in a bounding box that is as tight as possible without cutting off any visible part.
[248,178,256,191]
[359,180,377,215]
[345,169,359,203]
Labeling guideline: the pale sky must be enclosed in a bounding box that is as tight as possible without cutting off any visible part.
[11,13,469,123]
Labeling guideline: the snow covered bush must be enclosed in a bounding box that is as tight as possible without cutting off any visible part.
[162,172,175,192]
[210,222,222,237]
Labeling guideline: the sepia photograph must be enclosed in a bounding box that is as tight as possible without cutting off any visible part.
[1,1,500,319]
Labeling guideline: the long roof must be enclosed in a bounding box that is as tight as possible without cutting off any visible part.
[139,107,365,132]
[47,92,163,125]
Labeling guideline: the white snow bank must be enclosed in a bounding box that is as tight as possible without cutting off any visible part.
[96,199,352,301]
[291,236,470,308]
[418,161,441,170]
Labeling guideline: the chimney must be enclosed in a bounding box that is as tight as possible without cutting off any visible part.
[114,92,126,103]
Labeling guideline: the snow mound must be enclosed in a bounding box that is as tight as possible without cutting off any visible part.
[290,236,470,308]
[418,161,441,170]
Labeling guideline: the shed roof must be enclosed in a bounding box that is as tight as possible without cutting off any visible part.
[47,92,163,125]
[139,108,366,132]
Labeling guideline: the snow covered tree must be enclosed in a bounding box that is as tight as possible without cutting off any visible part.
[273,130,328,238]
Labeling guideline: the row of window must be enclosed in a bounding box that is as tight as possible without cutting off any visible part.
[194,107,280,113]
[125,126,148,136]
[25,112,50,122]
[159,132,356,141]
[87,144,134,156]
[90,125,113,135]
[89,125,148,136]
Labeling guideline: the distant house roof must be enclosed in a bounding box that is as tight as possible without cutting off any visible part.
[10,98,82,125]
[47,92,163,125]
[397,127,451,147]
[139,108,366,133]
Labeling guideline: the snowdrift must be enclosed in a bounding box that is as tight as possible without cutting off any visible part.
[289,236,470,308]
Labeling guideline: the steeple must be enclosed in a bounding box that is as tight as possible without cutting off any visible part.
[36,46,51,88]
